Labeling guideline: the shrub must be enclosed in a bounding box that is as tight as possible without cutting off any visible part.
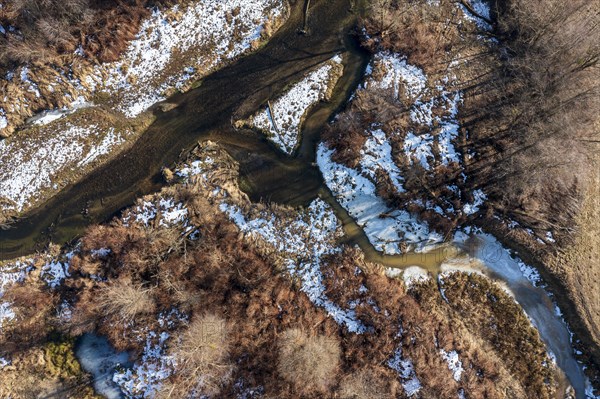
[338,367,400,399]
[97,279,156,321]
[277,328,341,396]
[158,314,232,398]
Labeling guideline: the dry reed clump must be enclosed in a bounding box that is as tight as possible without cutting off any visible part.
[97,279,156,321]
[277,328,341,396]
[361,0,463,73]
[158,314,233,398]
[338,367,400,399]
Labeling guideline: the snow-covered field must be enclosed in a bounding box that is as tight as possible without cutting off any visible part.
[101,0,286,118]
[0,121,133,212]
[242,55,342,154]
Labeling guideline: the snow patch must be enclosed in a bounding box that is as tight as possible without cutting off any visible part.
[388,347,422,397]
[0,124,133,212]
[368,52,427,99]
[462,189,487,215]
[247,57,339,154]
[102,0,285,117]
[40,260,70,288]
[0,302,15,327]
[440,349,464,381]
[459,0,493,31]
[317,144,442,254]
[402,266,430,288]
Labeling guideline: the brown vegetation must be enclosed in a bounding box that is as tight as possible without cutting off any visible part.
[0,143,561,398]
[158,314,233,398]
[437,272,554,396]
[97,279,156,322]
[0,0,179,66]
[1,283,58,352]
[463,0,600,240]
[277,328,341,396]
[361,0,463,72]
[338,367,400,399]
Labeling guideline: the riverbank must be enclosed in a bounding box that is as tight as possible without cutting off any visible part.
[0,0,364,261]
[0,0,289,224]
[477,151,600,391]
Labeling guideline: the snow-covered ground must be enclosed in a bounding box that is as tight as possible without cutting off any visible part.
[40,260,71,289]
[174,145,368,334]
[401,266,430,288]
[0,0,287,137]
[27,98,91,126]
[458,0,493,31]
[366,52,427,99]
[243,55,342,154]
[0,122,133,212]
[317,48,486,255]
[114,331,175,398]
[318,144,443,254]
[101,0,286,118]
[439,349,464,382]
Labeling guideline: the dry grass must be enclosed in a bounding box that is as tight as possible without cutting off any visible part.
[0,0,177,66]
[338,367,400,399]
[546,152,600,386]
[158,314,232,398]
[97,279,156,321]
[361,0,463,73]
[277,328,341,396]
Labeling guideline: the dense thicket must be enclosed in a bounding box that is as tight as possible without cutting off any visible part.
[0,0,178,66]
[466,0,600,236]
[359,0,599,240]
